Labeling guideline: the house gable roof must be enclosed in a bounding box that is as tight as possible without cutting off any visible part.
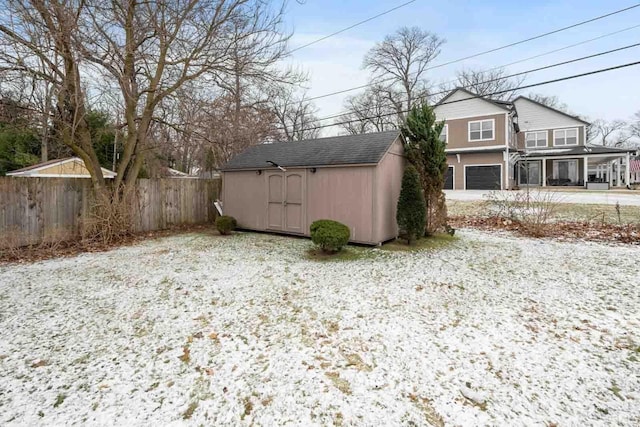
[6,157,117,178]
[512,96,590,126]
[223,131,402,171]
[7,157,74,174]
[435,87,512,112]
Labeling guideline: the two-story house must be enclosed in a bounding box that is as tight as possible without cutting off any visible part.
[434,88,635,190]
[512,96,634,189]
[434,87,516,190]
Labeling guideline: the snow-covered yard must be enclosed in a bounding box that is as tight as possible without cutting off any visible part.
[0,230,639,426]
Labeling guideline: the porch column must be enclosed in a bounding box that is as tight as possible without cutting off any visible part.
[608,161,613,186]
[625,152,631,187]
[541,159,547,187]
[583,156,588,188]
[616,159,623,187]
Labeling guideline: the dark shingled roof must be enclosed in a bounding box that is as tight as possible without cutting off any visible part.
[223,130,401,170]
[522,145,636,157]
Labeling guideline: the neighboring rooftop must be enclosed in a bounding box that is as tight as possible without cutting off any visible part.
[223,130,401,170]
[7,157,74,174]
[6,157,117,178]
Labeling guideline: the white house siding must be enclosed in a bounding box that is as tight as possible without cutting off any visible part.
[513,98,586,131]
[434,89,507,121]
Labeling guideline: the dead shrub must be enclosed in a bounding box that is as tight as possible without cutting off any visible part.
[0,228,29,260]
[80,190,136,245]
[483,189,561,237]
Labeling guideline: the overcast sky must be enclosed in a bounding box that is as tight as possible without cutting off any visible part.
[281,0,640,136]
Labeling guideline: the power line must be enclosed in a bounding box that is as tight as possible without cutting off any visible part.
[306,24,640,124]
[303,3,640,102]
[287,0,417,54]
[492,23,640,72]
[300,41,640,126]
[295,60,640,133]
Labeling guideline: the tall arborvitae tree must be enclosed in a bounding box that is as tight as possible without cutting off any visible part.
[396,164,426,245]
[401,103,448,235]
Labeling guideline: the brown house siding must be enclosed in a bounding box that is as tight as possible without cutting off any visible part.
[445,113,506,150]
[446,152,505,190]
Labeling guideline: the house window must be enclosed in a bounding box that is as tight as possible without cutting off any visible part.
[439,124,448,144]
[469,119,494,141]
[553,128,578,146]
[525,131,547,148]
[553,159,578,184]
[518,160,541,185]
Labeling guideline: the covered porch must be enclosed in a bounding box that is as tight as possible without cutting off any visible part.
[516,146,636,189]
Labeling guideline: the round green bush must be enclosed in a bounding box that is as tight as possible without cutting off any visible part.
[215,215,237,235]
[310,219,350,253]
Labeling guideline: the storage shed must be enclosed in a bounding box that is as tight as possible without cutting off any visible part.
[221,130,405,245]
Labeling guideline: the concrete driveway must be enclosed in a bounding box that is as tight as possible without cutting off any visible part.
[445,189,640,206]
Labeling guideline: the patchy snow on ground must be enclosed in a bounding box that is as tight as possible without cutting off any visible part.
[0,230,639,426]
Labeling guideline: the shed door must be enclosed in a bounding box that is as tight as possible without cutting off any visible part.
[465,165,502,190]
[284,172,304,233]
[266,171,305,233]
[267,173,284,230]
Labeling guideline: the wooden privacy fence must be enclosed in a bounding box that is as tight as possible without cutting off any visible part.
[0,177,221,248]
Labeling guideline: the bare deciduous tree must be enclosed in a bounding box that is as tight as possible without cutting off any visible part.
[592,119,632,147]
[0,0,291,241]
[335,86,397,135]
[0,0,288,192]
[630,111,640,141]
[363,27,445,122]
[267,85,320,141]
[200,94,281,167]
[453,67,525,101]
